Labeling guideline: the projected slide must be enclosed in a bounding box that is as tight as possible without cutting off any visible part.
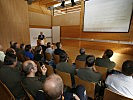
[83,0,133,32]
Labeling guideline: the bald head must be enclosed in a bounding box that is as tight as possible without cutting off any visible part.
[23,60,37,75]
[43,74,63,100]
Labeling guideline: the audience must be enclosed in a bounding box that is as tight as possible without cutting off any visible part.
[77,55,102,83]
[34,46,44,62]
[0,54,25,99]
[0,44,5,62]
[54,42,65,55]
[18,43,25,55]
[95,49,116,70]
[24,44,34,60]
[36,74,87,100]
[45,42,54,59]
[56,52,75,75]
[76,48,88,61]
[105,60,133,99]
[22,60,47,97]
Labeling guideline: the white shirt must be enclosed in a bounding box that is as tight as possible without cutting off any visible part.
[0,51,5,62]
[105,73,133,99]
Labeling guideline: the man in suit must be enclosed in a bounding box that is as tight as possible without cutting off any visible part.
[76,48,88,61]
[95,49,116,70]
[0,54,25,99]
[22,60,47,97]
[38,32,45,40]
[54,42,65,55]
[77,55,102,83]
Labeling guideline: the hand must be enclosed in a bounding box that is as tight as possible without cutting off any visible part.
[40,65,47,75]
[73,94,80,100]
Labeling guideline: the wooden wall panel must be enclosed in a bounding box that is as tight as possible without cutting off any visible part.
[0,0,30,50]
[29,12,51,27]
[61,39,80,47]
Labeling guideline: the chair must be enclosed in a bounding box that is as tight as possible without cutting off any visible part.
[55,69,72,88]
[21,83,34,100]
[103,88,133,100]
[45,65,55,76]
[45,52,52,61]
[75,60,86,69]
[0,80,15,100]
[53,54,60,64]
[74,75,95,99]
[95,66,107,80]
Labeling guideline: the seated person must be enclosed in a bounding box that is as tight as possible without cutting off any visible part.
[24,44,34,60]
[76,48,88,61]
[105,60,133,99]
[38,32,45,40]
[54,42,65,55]
[17,43,25,55]
[36,74,87,100]
[77,55,102,83]
[45,42,54,59]
[0,44,5,62]
[0,55,25,99]
[22,60,47,97]
[56,52,75,75]
[95,49,116,70]
[34,46,44,62]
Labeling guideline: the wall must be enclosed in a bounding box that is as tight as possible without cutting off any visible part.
[29,12,51,27]
[0,0,30,49]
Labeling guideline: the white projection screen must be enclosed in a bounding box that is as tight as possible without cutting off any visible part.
[83,0,133,32]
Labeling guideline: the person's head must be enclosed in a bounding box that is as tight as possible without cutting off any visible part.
[6,48,16,56]
[35,46,42,54]
[40,32,43,35]
[103,49,113,58]
[56,42,62,49]
[86,55,95,67]
[122,60,133,76]
[47,42,51,48]
[59,52,68,62]
[4,54,17,67]
[20,44,25,50]
[43,74,63,100]
[12,42,19,49]
[23,60,37,75]
[10,41,14,48]
[25,45,32,52]
[80,48,85,55]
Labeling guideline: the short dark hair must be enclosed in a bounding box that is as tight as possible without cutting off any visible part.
[56,42,61,49]
[35,46,42,54]
[122,60,133,76]
[25,45,31,51]
[20,44,25,49]
[86,55,95,67]
[5,48,16,56]
[104,49,113,58]
[59,52,67,62]
[80,48,85,55]
[4,54,17,65]
[47,42,51,48]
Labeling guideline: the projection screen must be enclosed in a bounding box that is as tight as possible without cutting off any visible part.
[83,0,133,32]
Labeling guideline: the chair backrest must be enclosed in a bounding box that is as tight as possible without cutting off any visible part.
[75,60,86,69]
[0,80,15,100]
[45,52,52,61]
[55,69,72,88]
[74,75,95,99]
[95,66,107,80]
[21,83,34,100]
[45,65,55,76]
[103,88,133,100]
[53,54,60,64]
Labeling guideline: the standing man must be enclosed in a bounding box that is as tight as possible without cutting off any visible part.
[38,32,45,40]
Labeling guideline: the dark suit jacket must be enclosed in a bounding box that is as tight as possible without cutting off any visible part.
[77,67,102,83]
[95,58,116,70]
[22,75,46,97]
[54,48,65,55]
[56,62,75,75]
[0,65,25,98]
[76,54,88,61]
[38,35,45,40]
